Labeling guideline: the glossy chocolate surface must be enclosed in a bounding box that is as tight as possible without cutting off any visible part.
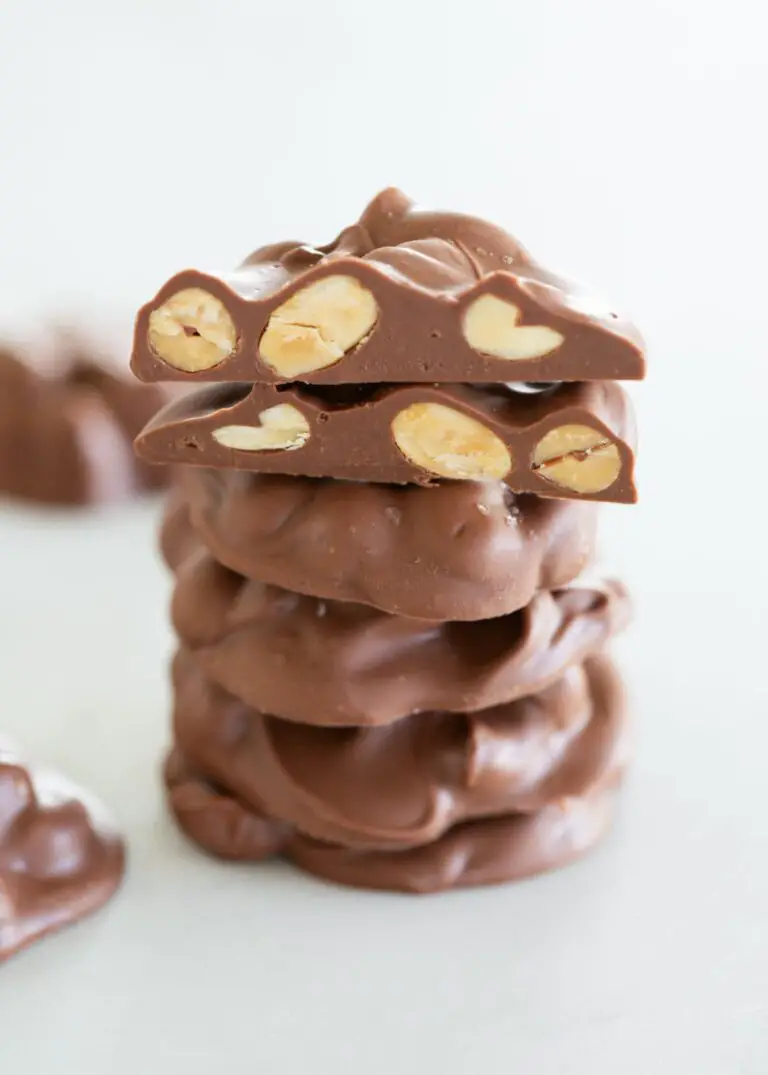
[172,652,626,851]
[0,743,125,962]
[169,539,630,726]
[164,742,622,894]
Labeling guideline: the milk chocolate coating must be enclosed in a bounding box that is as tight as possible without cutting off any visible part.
[172,651,626,851]
[290,788,620,893]
[163,747,621,894]
[131,188,645,385]
[137,380,636,503]
[163,469,599,621]
[163,748,293,862]
[0,343,168,506]
[170,543,630,726]
[0,743,125,962]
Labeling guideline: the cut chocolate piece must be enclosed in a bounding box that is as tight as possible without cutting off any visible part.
[164,469,599,621]
[0,742,125,962]
[0,340,168,506]
[131,189,645,386]
[172,652,627,851]
[136,380,636,503]
[163,747,621,893]
[169,546,630,726]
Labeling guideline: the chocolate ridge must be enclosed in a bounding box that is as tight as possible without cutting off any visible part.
[171,652,627,851]
[163,747,621,894]
[169,547,631,726]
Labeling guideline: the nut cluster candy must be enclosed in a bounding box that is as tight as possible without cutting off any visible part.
[0,741,125,962]
[133,188,642,505]
[131,189,643,893]
[0,332,170,507]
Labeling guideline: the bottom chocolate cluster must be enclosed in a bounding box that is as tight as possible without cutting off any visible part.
[163,654,626,893]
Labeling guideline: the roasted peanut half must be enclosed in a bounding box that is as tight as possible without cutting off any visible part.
[259,275,378,377]
[148,288,237,372]
[391,403,512,481]
[462,294,564,361]
[532,424,620,493]
[211,405,310,452]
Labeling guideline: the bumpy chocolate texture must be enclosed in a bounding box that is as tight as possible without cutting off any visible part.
[137,380,636,503]
[169,528,630,727]
[164,655,625,893]
[0,341,168,505]
[171,651,627,852]
[162,470,599,621]
[131,188,645,386]
[0,743,125,962]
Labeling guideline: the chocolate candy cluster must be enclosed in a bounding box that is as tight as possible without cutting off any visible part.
[132,189,643,892]
[0,742,125,962]
[0,333,169,506]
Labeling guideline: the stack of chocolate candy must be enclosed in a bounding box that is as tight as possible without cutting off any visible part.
[130,189,644,893]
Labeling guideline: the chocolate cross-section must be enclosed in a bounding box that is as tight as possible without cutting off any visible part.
[136,380,636,503]
[131,189,645,386]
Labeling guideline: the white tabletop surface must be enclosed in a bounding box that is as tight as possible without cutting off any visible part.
[1,0,768,1070]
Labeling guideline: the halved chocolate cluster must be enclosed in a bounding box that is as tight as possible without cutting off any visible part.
[138,379,636,502]
[132,189,644,505]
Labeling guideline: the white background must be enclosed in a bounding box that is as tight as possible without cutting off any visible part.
[1,1,767,1071]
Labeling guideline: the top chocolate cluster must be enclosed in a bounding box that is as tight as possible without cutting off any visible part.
[131,189,645,386]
